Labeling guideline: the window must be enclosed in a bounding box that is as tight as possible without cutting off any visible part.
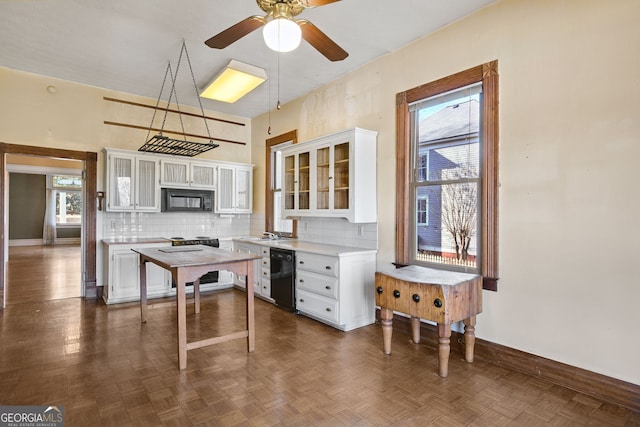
[396,61,499,290]
[272,148,293,234]
[50,175,82,225]
[416,194,429,226]
[265,130,298,237]
[412,84,481,270]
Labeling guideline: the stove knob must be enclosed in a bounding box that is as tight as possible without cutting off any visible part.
[376,286,383,294]
[393,290,401,298]
[412,293,420,303]
[434,298,443,308]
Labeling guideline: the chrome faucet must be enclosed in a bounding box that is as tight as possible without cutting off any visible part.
[263,231,279,240]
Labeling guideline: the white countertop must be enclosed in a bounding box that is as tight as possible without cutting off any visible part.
[232,237,376,257]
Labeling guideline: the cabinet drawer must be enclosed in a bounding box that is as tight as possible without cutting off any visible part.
[297,289,338,323]
[261,257,270,269]
[260,278,271,297]
[296,270,338,299]
[296,253,339,277]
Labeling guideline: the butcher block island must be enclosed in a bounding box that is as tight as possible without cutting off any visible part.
[375,265,482,377]
[133,245,261,370]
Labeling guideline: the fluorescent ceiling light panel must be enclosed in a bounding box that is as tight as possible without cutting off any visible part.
[200,60,267,103]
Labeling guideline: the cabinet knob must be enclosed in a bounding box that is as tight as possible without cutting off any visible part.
[299,298,305,303]
[393,290,401,299]
[412,293,420,303]
[300,279,305,283]
[433,298,443,308]
[325,285,331,290]
[376,286,383,294]
[299,261,305,265]
[326,307,332,312]
[325,266,331,270]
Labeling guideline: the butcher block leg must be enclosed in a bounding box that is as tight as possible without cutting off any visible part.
[464,316,477,363]
[410,316,421,344]
[437,323,452,377]
[380,307,394,355]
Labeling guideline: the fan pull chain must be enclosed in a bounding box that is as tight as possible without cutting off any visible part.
[277,51,281,110]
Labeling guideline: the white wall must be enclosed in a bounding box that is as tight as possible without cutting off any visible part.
[250,0,640,385]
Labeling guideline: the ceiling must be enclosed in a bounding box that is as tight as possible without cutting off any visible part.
[0,0,496,119]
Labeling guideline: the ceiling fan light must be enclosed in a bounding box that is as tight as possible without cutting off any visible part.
[263,18,301,53]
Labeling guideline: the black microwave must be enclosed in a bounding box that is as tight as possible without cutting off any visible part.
[161,188,214,212]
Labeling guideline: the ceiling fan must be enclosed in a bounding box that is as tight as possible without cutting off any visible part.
[204,0,348,61]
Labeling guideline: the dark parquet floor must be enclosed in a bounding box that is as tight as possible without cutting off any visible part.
[1,287,639,426]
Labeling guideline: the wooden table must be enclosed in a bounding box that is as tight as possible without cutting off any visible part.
[133,245,261,370]
[375,265,482,377]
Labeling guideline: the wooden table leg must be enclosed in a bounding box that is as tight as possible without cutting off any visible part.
[139,259,147,323]
[194,278,200,314]
[463,316,477,363]
[176,270,188,370]
[410,316,421,344]
[246,260,255,353]
[437,323,452,377]
[380,307,394,355]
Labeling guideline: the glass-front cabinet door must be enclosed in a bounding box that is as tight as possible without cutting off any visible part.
[284,153,295,210]
[316,146,330,211]
[235,167,251,211]
[332,142,350,210]
[107,153,134,211]
[283,150,310,212]
[298,152,310,211]
[135,158,160,211]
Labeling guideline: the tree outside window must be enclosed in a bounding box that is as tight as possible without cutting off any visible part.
[52,175,82,224]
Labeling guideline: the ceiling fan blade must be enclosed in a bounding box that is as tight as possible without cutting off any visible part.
[301,0,341,6]
[205,16,266,49]
[298,20,348,61]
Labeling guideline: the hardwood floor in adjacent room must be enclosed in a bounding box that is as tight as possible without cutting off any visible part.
[0,289,638,426]
[6,245,81,305]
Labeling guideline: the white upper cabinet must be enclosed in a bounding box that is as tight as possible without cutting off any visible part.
[281,128,377,223]
[160,159,216,190]
[105,150,160,212]
[216,163,253,213]
[105,148,252,213]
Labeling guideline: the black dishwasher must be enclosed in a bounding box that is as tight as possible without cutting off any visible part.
[270,248,296,312]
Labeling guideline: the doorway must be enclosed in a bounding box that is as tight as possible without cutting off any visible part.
[6,156,83,305]
[0,143,97,309]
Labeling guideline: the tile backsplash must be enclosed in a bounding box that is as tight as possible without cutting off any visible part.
[102,211,251,240]
[102,212,377,250]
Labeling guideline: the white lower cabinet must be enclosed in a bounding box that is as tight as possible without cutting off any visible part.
[295,251,376,331]
[232,243,273,301]
[103,240,236,304]
[103,242,172,304]
[232,242,262,294]
[259,246,272,299]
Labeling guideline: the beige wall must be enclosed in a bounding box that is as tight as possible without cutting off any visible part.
[251,0,640,385]
[0,68,252,185]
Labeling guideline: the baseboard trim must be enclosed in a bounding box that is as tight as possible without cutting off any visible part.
[379,310,640,412]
